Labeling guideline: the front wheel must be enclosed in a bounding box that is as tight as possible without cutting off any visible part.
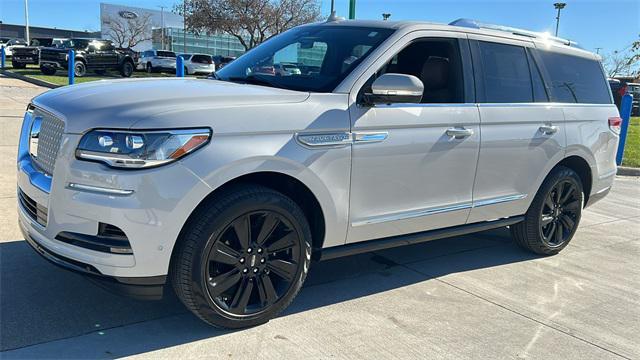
[74,61,87,77]
[120,61,134,77]
[171,185,312,328]
[511,166,583,255]
[40,66,56,75]
[11,61,26,69]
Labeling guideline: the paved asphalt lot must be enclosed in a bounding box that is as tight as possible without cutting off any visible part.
[0,75,638,359]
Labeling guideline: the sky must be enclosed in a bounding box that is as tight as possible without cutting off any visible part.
[0,0,638,54]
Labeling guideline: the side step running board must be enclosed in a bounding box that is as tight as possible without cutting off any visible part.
[318,216,524,261]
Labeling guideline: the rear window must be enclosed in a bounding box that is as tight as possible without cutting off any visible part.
[192,55,212,64]
[157,51,176,58]
[537,51,611,104]
[478,41,533,103]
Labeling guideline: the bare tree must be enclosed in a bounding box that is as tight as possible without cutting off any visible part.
[176,0,321,52]
[102,13,153,49]
[603,35,640,78]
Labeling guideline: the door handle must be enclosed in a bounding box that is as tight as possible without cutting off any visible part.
[539,125,558,135]
[446,128,474,139]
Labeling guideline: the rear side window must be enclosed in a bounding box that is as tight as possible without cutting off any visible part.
[537,51,611,104]
[478,41,533,103]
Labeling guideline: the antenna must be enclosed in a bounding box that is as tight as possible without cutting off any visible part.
[326,0,344,22]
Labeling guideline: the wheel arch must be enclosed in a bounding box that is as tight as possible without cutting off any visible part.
[170,171,328,269]
[553,155,593,205]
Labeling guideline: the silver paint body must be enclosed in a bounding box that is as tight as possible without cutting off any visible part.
[17,20,619,278]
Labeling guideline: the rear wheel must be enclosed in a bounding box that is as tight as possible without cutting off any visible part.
[511,166,583,255]
[171,185,312,328]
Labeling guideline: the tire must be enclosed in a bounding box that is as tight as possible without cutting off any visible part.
[184,66,189,75]
[74,61,86,77]
[146,63,154,73]
[40,66,56,75]
[171,185,312,328]
[120,61,134,77]
[11,61,26,69]
[511,166,583,255]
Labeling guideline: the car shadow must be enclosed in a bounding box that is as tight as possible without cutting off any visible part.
[0,227,540,357]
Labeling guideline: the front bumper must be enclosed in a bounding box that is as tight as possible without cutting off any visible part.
[17,109,213,291]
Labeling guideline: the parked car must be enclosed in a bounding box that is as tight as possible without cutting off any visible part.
[11,38,67,69]
[178,53,215,75]
[274,62,302,76]
[2,38,27,57]
[627,83,640,116]
[18,19,619,329]
[212,55,236,70]
[138,49,177,73]
[39,39,135,77]
[610,79,640,116]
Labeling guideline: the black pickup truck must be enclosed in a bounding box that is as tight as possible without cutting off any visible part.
[11,38,64,69]
[39,39,135,77]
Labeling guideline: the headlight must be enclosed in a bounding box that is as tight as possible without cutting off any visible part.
[76,128,211,169]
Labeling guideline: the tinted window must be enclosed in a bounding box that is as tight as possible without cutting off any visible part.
[157,51,176,58]
[479,41,533,103]
[372,38,464,103]
[528,51,549,102]
[192,55,212,64]
[537,50,611,104]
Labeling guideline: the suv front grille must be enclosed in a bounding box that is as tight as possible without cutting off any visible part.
[32,109,65,176]
[18,189,48,227]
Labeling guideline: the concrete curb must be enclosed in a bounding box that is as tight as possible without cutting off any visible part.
[0,69,60,89]
[617,166,640,177]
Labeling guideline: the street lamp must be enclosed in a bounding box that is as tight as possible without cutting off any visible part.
[24,0,30,44]
[382,13,391,21]
[159,5,166,50]
[554,2,566,37]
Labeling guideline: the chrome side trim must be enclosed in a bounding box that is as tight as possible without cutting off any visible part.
[296,132,352,148]
[67,183,134,196]
[352,201,473,227]
[353,131,388,143]
[18,158,52,193]
[351,194,527,227]
[472,194,528,208]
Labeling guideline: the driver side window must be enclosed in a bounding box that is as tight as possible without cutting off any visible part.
[364,38,465,104]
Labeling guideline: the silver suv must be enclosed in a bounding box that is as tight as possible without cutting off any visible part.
[17,19,620,328]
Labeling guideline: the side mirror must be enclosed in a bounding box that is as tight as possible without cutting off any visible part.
[364,73,424,105]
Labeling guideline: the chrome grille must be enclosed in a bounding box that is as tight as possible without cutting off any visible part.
[32,109,64,176]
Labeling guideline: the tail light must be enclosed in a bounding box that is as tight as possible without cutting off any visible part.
[608,117,622,134]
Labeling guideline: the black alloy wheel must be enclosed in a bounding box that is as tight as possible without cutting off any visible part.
[171,185,312,328]
[539,179,580,247]
[511,166,583,255]
[205,210,301,316]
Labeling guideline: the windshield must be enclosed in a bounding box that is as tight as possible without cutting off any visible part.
[216,25,394,92]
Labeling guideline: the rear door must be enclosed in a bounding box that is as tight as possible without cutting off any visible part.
[467,36,565,223]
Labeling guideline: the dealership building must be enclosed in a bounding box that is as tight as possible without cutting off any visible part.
[100,3,246,57]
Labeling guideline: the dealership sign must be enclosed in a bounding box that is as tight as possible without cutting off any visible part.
[118,10,138,19]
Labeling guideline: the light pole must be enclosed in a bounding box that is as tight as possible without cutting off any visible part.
[183,0,187,53]
[382,13,391,21]
[348,0,356,19]
[159,5,166,50]
[24,0,30,44]
[554,2,566,37]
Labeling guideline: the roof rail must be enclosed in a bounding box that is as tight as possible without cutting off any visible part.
[449,18,582,48]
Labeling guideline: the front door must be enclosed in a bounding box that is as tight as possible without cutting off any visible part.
[346,33,481,243]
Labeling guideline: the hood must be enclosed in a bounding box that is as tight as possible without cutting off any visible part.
[32,78,310,134]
